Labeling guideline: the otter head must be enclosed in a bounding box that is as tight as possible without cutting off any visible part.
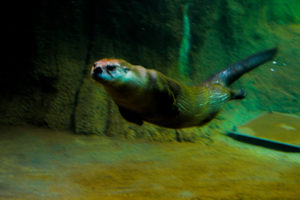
[91,59,131,86]
[91,59,148,107]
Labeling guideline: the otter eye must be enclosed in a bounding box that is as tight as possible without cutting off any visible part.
[106,65,116,71]
[124,67,130,73]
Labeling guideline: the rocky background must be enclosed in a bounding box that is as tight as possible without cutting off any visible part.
[1,0,300,141]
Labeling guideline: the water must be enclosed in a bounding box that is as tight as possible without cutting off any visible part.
[1,0,300,199]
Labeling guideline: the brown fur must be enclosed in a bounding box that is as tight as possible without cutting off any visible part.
[91,48,277,128]
[92,59,231,128]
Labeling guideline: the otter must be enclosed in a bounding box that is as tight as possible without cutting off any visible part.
[91,48,277,129]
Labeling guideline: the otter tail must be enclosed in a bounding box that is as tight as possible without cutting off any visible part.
[207,48,278,86]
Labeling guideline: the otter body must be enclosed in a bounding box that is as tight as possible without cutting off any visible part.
[91,48,277,129]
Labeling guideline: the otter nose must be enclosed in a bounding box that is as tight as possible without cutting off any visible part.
[93,66,103,74]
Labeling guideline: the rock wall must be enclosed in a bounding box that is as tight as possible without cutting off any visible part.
[1,0,300,141]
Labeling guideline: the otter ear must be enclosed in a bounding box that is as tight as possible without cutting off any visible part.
[123,67,130,73]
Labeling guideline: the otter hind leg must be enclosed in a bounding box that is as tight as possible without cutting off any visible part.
[230,89,247,100]
[118,106,144,125]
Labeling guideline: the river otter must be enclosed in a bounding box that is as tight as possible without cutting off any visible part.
[91,48,277,129]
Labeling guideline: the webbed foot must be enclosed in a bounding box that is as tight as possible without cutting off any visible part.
[230,89,247,100]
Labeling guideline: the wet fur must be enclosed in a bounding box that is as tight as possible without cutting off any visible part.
[92,48,277,129]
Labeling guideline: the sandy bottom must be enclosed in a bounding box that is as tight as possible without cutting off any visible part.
[0,125,299,200]
[239,112,300,146]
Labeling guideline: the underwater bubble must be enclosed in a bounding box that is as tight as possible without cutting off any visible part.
[270,68,275,72]
[272,61,277,65]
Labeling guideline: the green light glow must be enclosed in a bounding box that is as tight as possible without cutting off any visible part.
[179,3,191,76]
